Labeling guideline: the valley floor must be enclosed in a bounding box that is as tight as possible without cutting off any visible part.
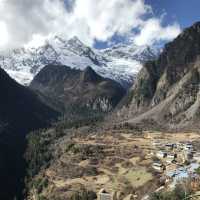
[27,128,200,200]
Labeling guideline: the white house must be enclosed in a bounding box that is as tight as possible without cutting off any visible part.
[156,151,167,159]
[152,162,165,172]
[193,153,200,163]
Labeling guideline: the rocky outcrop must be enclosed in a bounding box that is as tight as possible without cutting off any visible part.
[30,65,126,114]
[119,22,200,129]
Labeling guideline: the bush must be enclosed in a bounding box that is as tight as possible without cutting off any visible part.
[150,183,191,200]
[38,196,48,200]
[32,177,48,193]
[65,142,76,153]
[195,167,200,175]
[25,130,52,178]
[70,189,97,200]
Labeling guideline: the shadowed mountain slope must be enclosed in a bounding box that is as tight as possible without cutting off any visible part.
[30,65,126,116]
[0,67,59,200]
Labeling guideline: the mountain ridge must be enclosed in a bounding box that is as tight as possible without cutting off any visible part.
[0,67,59,200]
[0,36,158,88]
[30,64,126,115]
[116,21,200,130]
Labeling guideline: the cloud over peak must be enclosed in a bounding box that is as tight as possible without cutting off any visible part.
[134,18,181,46]
[0,0,181,50]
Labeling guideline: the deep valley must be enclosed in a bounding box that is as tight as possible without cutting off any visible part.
[0,11,200,200]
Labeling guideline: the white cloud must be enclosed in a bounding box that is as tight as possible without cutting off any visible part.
[0,0,69,49]
[71,0,151,42]
[0,21,9,47]
[134,18,181,46]
[0,0,181,50]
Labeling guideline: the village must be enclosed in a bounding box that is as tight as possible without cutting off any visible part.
[36,129,200,200]
[149,132,200,188]
[97,131,200,200]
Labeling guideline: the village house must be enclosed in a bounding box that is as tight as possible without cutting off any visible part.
[193,153,200,163]
[185,143,193,151]
[98,189,117,200]
[152,161,166,172]
[165,153,177,164]
[149,138,200,194]
[145,152,154,159]
[156,151,167,159]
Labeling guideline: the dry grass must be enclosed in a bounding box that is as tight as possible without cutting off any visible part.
[125,168,153,188]
[34,129,200,200]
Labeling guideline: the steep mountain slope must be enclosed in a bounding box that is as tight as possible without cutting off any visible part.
[118,22,200,129]
[0,36,157,88]
[0,68,58,134]
[30,65,126,115]
[0,67,59,200]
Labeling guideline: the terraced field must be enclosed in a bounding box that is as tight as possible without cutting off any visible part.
[27,129,200,200]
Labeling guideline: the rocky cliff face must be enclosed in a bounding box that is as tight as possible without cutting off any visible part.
[119,22,200,129]
[0,67,59,134]
[30,65,126,115]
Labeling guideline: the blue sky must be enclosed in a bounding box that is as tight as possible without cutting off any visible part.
[146,0,200,28]
[95,0,200,49]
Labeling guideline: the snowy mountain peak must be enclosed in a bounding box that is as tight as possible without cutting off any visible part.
[48,35,87,53]
[52,35,66,44]
[67,36,85,47]
[102,42,158,62]
[0,36,159,88]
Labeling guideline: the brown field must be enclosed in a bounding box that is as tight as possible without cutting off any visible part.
[35,130,200,199]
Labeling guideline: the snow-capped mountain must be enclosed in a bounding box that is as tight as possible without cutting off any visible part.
[0,36,158,88]
[101,43,158,62]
